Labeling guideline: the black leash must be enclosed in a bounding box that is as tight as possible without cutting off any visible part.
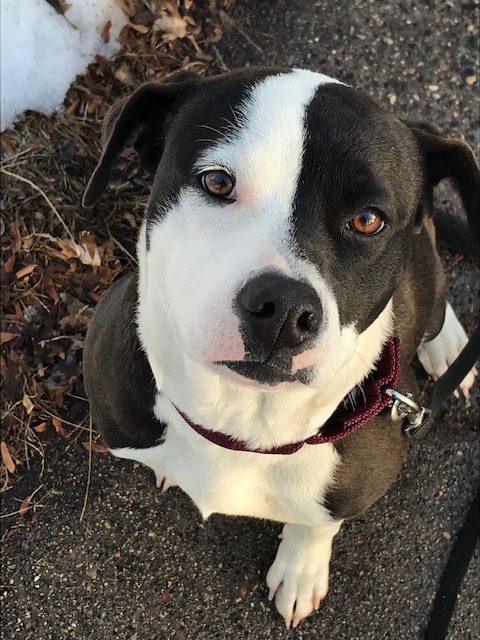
[394,324,480,640]
[423,485,480,640]
[385,325,480,440]
[413,324,480,440]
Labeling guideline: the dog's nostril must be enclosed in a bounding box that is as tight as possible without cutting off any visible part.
[297,310,320,332]
[250,301,276,318]
[261,301,275,318]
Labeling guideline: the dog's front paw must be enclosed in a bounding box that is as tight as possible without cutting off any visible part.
[417,303,477,400]
[266,522,341,629]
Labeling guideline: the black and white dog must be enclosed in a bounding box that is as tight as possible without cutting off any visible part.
[83,68,478,628]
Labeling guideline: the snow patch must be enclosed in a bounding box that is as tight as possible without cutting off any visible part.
[1,0,128,131]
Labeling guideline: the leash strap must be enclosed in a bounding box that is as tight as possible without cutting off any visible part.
[407,324,480,439]
[417,325,480,639]
[423,484,480,640]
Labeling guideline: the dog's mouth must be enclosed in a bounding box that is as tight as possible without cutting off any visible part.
[216,360,314,386]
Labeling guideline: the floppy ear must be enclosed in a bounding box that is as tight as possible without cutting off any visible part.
[408,121,479,263]
[83,71,200,207]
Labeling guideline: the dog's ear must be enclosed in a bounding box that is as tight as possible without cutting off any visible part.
[83,71,200,207]
[408,121,479,262]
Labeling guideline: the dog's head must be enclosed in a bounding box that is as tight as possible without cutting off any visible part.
[84,68,478,435]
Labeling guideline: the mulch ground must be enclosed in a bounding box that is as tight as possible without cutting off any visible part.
[0,0,230,508]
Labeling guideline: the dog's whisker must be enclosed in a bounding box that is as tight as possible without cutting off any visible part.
[197,123,225,136]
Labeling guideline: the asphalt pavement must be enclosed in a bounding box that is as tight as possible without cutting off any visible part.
[2,1,479,639]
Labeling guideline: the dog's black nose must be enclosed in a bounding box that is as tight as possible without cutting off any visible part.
[236,272,322,356]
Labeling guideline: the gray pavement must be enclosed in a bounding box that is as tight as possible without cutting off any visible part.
[2,1,479,639]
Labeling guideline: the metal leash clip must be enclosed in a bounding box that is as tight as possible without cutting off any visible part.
[385,388,431,436]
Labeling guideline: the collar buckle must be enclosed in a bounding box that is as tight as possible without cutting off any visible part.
[385,388,431,437]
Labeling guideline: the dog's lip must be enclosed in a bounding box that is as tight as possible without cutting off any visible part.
[215,360,300,385]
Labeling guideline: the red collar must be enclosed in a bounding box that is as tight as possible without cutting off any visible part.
[174,337,400,455]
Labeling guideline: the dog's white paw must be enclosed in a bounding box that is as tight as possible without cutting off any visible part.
[417,302,478,399]
[266,522,341,629]
[154,472,176,493]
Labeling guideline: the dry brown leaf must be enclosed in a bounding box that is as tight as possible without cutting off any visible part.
[1,441,16,473]
[15,263,37,279]
[102,19,112,43]
[114,0,136,17]
[82,441,109,454]
[57,238,81,260]
[57,234,102,266]
[79,232,102,266]
[19,494,32,516]
[59,314,91,333]
[129,22,150,34]
[22,394,34,415]
[52,417,67,437]
[34,422,48,433]
[123,213,137,228]
[66,99,80,116]
[0,332,17,345]
[3,254,16,273]
[0,133,15,156]
[115,65,136,87]
[153,3,188,42]
[13,301,23,319]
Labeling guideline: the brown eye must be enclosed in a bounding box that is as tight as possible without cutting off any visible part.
[201,170,235,198]
[348,207,385,235]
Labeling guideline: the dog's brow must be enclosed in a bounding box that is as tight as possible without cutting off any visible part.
[194,160,235,175]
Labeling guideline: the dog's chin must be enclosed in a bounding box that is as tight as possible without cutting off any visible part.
[212,360,315,389]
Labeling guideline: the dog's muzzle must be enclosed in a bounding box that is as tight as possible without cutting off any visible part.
[224,272,322,383]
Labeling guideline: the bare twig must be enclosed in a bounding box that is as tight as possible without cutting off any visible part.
[37,406,89,431]
[220,10,263,54]
[109,233,138,265]
[1,168,76,242]
[80,415,93,523]
[212,45,230,72]
[0,483,45,519]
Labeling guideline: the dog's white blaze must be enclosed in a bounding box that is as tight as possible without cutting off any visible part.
[195,69,340,216]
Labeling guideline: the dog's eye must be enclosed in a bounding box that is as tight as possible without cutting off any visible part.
[347,207,385,235]
[201,170,235,198]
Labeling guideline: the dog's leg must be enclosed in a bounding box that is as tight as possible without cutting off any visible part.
[417,302,478,398]
[266,520,342,628]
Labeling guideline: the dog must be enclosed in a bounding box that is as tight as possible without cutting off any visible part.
[82,68,478,628]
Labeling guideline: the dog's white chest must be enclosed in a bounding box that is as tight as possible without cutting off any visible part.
[111,416,340,527]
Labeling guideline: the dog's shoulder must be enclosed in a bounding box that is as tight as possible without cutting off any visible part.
[325,365,415,520]
[83,272,166,449]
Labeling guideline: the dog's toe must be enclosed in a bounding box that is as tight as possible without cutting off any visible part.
[268,558,329,628]
[155,472,176,492]
[266,523,338,628]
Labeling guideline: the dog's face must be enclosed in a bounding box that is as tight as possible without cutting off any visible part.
[141,69,422,391]
[85,68,478,425]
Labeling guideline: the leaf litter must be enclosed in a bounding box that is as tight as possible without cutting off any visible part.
[1,0,233,508]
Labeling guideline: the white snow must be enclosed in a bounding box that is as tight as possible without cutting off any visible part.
[1,0,128,131]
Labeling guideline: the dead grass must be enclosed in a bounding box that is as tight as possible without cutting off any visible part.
[0,0,231,500]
